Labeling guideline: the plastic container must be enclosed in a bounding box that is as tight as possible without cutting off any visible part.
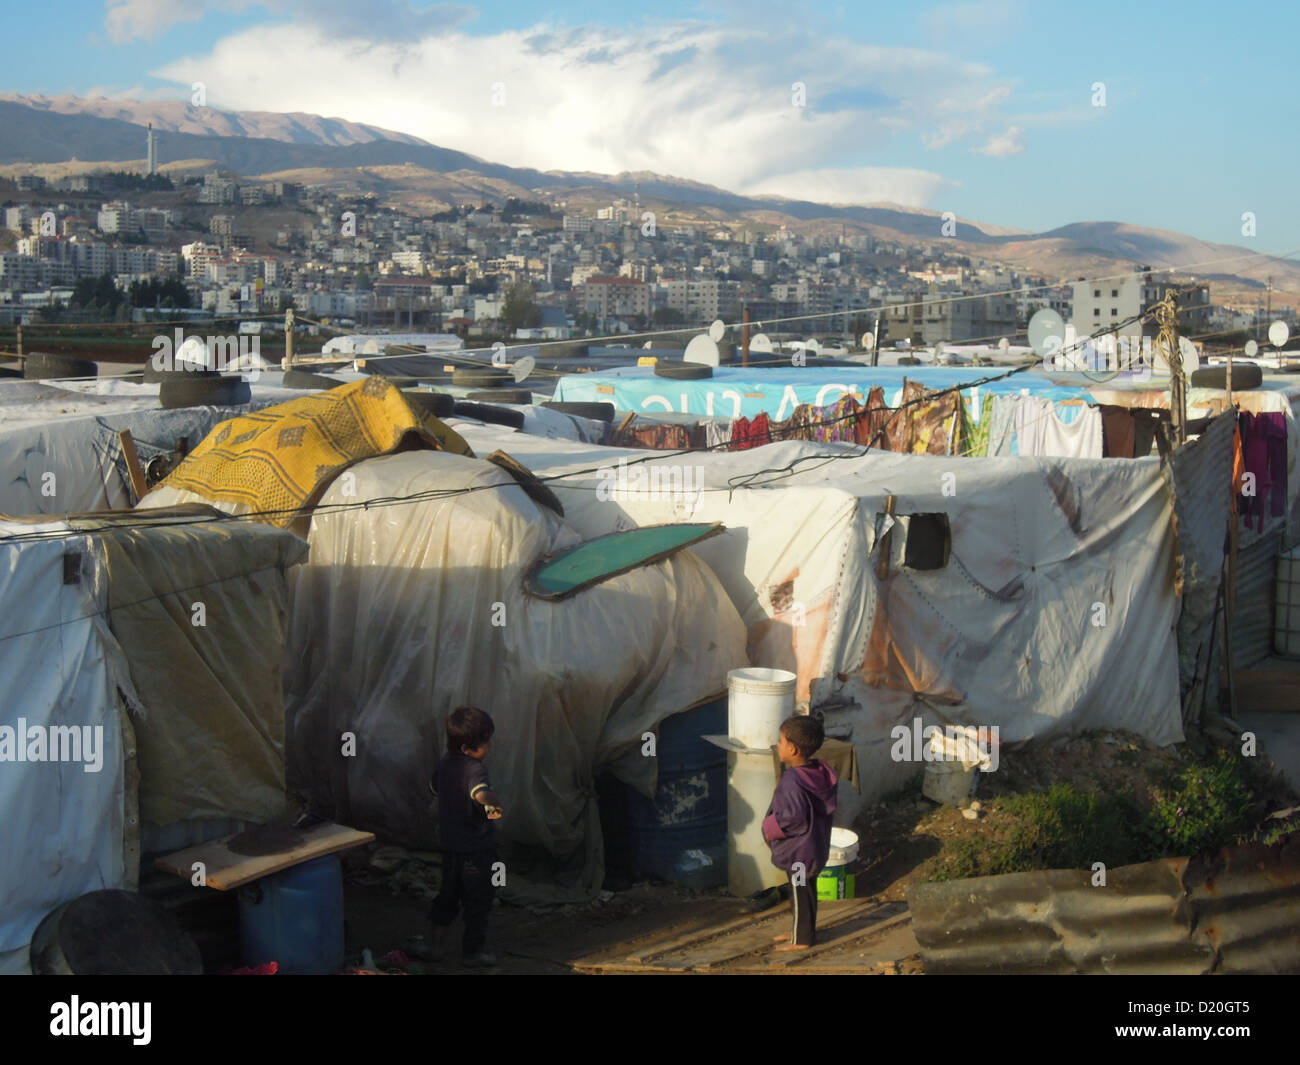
[826,827,859,867]
[626,697,728,890]
[238,854,345,975]
[922,760,979,805]
[1275,546,1300,657]
[816,865,855,901]
[727,667,797,751]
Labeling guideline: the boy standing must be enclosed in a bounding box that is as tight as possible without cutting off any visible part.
[762,714,838,950]
[429,706,504,966]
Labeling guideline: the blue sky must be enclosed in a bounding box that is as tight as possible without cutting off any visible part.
[4,1,1295,248]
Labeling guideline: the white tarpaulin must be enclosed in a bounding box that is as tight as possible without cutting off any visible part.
[0,522,133,974]
[447,424,1185,818]
[154,450,749,902]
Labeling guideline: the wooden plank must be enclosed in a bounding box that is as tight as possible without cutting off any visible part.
[154,821,374,890]
[688,898,883,970]
[625,903,789,963]
[764,906,912,968]
[117,430,148,501]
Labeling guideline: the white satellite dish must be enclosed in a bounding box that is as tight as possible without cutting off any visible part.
[750,332,774,354]
[934,341,948,365]
[643,341,654,349]
[1245,339,1259,358]
[998,337,1010,353]
[1269,320,1291,348]
[708,319,726,342]
[1027,308,1065,359]
[861,332,875,351]
[804,338,821,356]
[511,355,536,383]
[1177,336,1200,374]
[175,335,209,369]
[683,334,721,366]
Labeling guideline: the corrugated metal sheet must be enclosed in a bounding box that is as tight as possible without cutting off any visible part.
[907,835,1300,974]
[1233,533,1281,669]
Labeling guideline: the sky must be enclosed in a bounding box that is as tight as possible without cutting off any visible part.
[3,1,1296,248]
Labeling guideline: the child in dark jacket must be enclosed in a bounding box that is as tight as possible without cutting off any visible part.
[762,714,838,949]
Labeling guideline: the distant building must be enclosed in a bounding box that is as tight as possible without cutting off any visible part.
[581,276,650,320]
[1071,274,1210,340]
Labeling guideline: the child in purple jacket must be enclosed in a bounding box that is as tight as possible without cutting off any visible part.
[762,714,838,950]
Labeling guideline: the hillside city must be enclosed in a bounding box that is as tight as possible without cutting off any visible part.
[0,163,1257,350]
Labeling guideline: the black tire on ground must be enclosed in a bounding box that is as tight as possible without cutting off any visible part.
[22,352,98,381]
[281,369,343,390]
[897,356,922,366]
[653,363,714,380]
[542,401,617,422]
[451,401,526,429]
[402,390,456,418]
[1190,364,1263,390]
[159,377,252,409]
[142,359,220,383]
[465,389,532,405]
[452,367,511,388]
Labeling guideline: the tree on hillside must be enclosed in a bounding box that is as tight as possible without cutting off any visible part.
[502,283,541,331]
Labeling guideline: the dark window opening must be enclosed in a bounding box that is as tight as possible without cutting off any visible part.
[902,513,951,570]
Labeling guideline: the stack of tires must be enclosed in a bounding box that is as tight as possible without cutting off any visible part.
[144,360,251,410]
[22,353,99,381]
[450,367,529,428]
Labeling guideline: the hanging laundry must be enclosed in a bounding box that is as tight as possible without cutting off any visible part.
[1100,404,1137,458]
[857,385,892,448]
[811,394,861,444]
[729,412,772,450]
[986,394,1018,456]
[1013,397,1103,459]
[1131,409,1165,457]
[705,419,733,450]
[1237,411,1288,530]
[966,394,995,457]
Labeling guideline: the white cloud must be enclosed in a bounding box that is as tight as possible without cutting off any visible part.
[743,167,955,208]
[146,18,1020,205]
[977,126,1025,157]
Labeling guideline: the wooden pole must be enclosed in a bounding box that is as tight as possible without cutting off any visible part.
[118,430,148,502]
[284,307,294,369]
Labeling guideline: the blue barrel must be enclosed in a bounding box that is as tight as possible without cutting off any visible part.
[238,854,344,974]
[626,697,728,889]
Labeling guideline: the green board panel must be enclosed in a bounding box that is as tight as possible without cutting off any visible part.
[526,522,724,600]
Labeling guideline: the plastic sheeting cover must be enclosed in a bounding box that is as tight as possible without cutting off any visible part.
[283,450,749,902]
[0,523,130,972]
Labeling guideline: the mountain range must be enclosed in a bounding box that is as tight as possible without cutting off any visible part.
[0,94,1293,301]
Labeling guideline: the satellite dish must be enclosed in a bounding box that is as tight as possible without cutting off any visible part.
[804,338,821,356]
[683,334,721,366]
[998,337,1010,353]
[1245,339,1259,358]
[643,341,654,349]
[1027,308,1065,359]
[1269,320,1291,348]
[511,355,536,383]
[934,341,947,365]
[861,332,875,351]
[708,319,726,342]
[750,332,773,354]
[1177,336,1200,374]
[175,335,209,369]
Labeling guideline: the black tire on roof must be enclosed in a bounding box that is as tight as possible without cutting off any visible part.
[452,367,511,388]
[465,389,532,405]
[653,363,713,380]
[402,390,456,418]
[22,352,99,381]
[281,369,343,390]
[541,401,617,422]
[159,376,252,410]
[897,356,922,366]
[1189,364,1263,390]
[0,366,22,378]
[451,401,525,429]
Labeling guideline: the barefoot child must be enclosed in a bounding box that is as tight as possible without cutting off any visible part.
[762,714,838,950]
[428,706,504,966]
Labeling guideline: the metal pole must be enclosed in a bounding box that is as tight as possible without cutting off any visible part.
[284,307,294,369]
[742,304,750,367]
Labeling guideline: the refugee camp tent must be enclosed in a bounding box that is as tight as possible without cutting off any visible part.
[443,421,1191,822]
[0,509,306,973]
[142,383,749,902]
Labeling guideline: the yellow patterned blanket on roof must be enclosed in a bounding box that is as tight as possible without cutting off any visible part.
[162,376,474,526]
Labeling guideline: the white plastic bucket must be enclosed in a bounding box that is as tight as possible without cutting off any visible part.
[922,760,978,805]
[727,667,797,750]
[826,827,859,867]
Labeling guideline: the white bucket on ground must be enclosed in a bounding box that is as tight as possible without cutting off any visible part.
[727,667,797,750]
[922,760,979,805]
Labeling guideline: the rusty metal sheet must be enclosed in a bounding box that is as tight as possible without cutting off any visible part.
[907,834,1300,974]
